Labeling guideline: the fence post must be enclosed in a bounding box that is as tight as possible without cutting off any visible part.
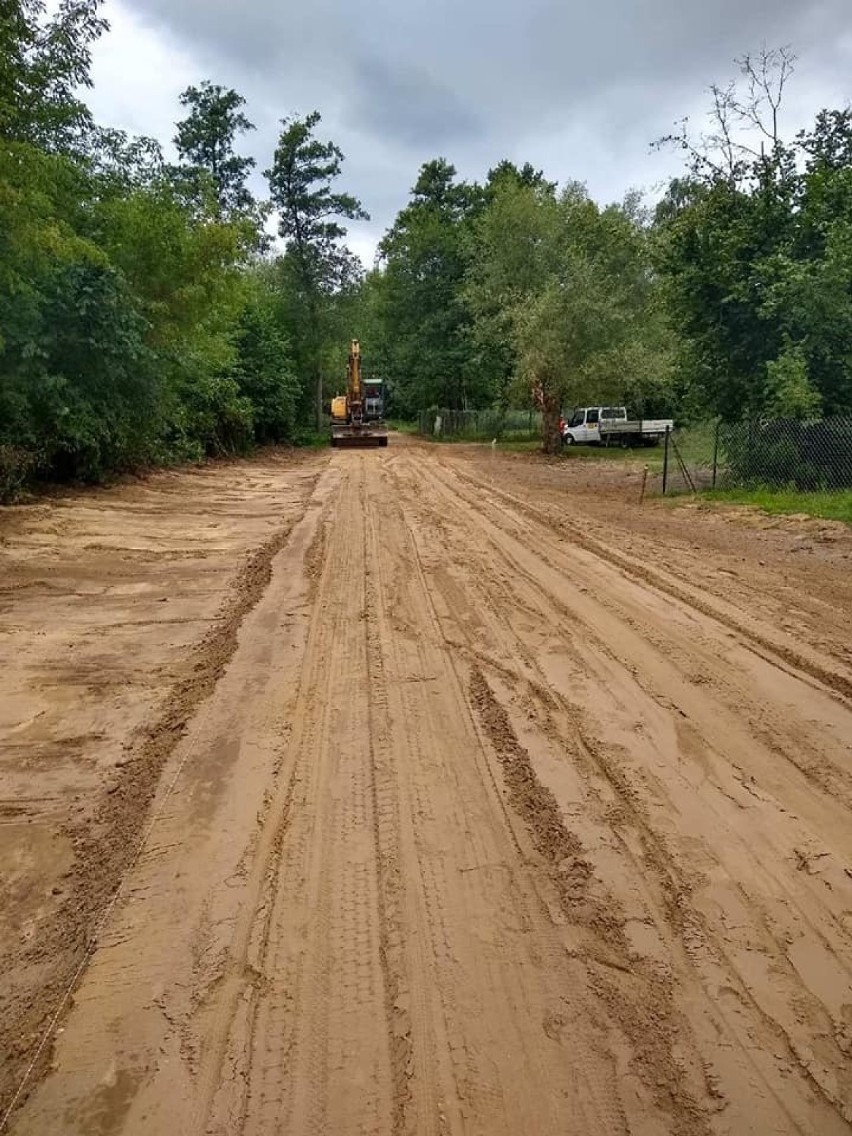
[712,419,720,489]
[662,426,670,495]
[639,465,649,506]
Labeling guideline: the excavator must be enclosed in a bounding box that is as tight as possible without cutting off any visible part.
[330,339,389,448]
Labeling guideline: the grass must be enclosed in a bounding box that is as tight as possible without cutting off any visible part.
[497,438,663,463]
[293,429,331,448]
[385,419,419,435]
[700,487,852,525]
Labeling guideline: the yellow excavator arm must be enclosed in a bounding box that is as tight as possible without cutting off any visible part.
[348,340,363,408]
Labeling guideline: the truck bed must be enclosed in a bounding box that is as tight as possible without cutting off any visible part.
[601,418,673,435]
[598,419,673,446]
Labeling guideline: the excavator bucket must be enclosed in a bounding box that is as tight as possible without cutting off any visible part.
[331,425,388,449]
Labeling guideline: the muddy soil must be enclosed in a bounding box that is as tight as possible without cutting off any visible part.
[2,437,851,1135]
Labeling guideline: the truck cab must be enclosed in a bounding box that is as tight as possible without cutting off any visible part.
[562,406,627,445]
[363,380,384,422]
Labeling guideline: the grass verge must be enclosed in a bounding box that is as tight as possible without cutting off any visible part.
[700,487,852,524]
[498,439,662,462]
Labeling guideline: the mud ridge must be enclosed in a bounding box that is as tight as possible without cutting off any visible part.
[0,504,313,1119]
[364,562,413,1135]
[469,665,710,1136]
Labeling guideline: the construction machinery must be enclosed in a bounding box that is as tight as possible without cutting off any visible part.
[330,340,389,448]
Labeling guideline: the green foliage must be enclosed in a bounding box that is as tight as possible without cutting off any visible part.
[6,7,849,499]
[720,417,852,491]
[419,406,540,441]
[368,159,487,415]
[266,111,368,251]
[229,281,299,442]
[466,180,670,451]
[265,111,367,428]
[765,346,822,419]
[173,81,262,228]
[654,52,852,419]
[0,0,107,152]
[0,133,159,482]
[0,0,337,499]
[364,156,673,447]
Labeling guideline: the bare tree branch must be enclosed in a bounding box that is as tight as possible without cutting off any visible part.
[652,45,797,184]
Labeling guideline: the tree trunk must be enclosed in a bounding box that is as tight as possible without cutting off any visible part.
[541,389,561,454]
[306,290,322,435]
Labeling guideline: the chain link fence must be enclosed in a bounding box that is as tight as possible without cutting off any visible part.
[662,416,852,495]
[418,407,542,441]
[414,408,851,496]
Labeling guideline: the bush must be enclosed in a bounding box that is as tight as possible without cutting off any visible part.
[0,445,40,502]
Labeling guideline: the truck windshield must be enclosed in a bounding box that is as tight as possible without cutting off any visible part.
[568,411,585,427]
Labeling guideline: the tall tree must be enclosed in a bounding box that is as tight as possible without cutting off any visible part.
[174,81,257,220]
[0,12,307,496]
[375,159,484,414]
[265,111,367,429]
[484,159,556,198]
[468,180,660,451]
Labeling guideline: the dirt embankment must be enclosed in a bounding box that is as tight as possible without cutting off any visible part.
[3,437,852,1135]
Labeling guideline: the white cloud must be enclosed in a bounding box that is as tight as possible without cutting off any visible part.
[88,2,196,156]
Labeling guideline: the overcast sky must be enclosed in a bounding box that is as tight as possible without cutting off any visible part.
[87,0,852,265]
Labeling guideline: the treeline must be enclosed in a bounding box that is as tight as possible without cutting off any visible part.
[4,15,851,481]
[1,0,364,497]
[359,49,852,451]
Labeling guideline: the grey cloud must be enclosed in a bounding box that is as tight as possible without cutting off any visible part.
[120,0,852,255]
[345,55,482,148]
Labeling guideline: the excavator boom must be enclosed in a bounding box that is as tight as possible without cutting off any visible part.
[330,339,388,448]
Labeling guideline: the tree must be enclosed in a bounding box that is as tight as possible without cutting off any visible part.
[174,81,258,222]
[653,47,797,184]
[374,159,485,415]
[485,159,556,198]
[468,180,662,451]
[1,23,316,496]
[654,49,852,418]
[265,111,367,429]
[0,0,107,151]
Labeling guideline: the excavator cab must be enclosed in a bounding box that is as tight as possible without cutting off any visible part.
[330,340,389,448]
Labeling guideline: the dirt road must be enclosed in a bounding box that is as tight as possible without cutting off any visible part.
[2,439,852,1134]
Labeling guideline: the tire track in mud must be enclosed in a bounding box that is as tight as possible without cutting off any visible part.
[391,449,852,1133]
[432,458,852,810]
[362,500,419,1135]
[8,442,852,1136]
[187,476,349,1136]
[0,472,321,1122]
[363,456,632,1135]
[455,462,852,705]
[384,457,713,1133]
[468,665,709,1134]
[234,458,396,1136]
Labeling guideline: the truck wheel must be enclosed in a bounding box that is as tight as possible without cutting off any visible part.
[563,434,574,446]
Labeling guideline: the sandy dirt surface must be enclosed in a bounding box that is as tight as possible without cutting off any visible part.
[2,437,851,1135]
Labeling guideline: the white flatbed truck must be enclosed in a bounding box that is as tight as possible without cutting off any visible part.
[562,406,673,447]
